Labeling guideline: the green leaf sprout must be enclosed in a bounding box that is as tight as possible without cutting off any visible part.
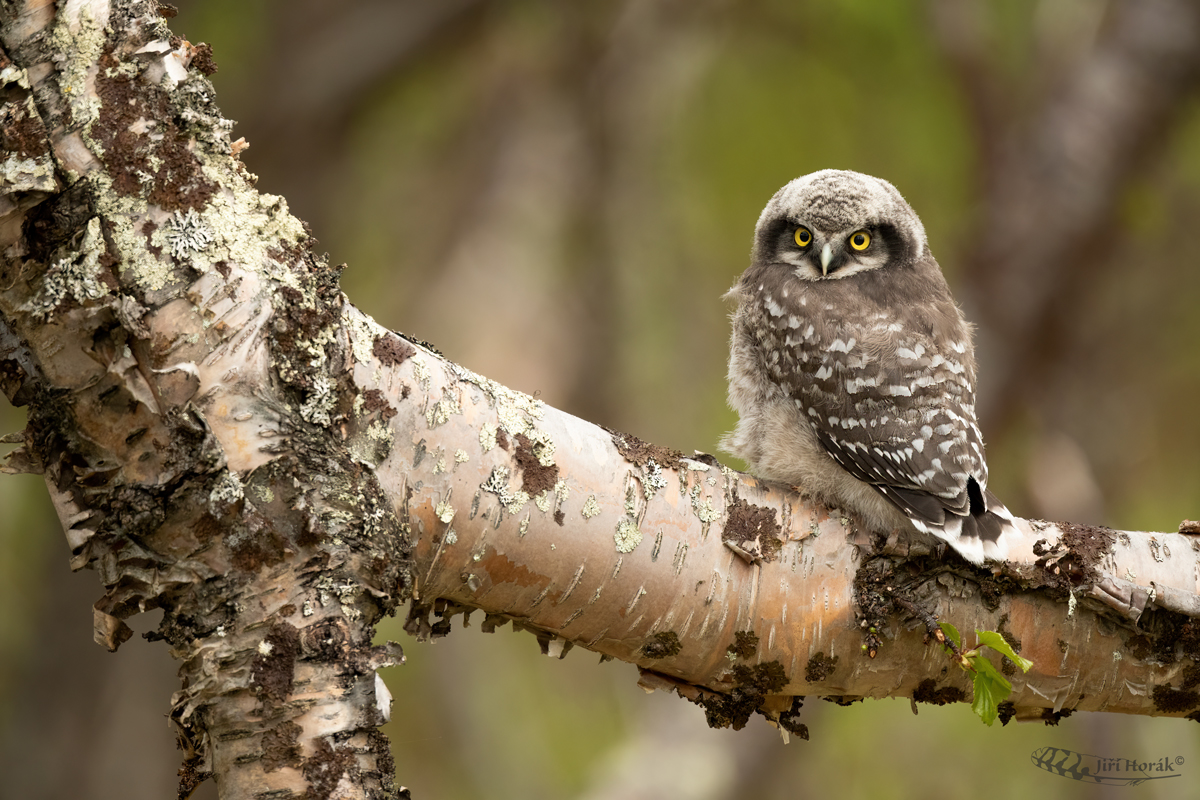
[937,623,1033,726]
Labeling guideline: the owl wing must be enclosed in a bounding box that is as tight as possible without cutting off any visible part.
[792,330,1014,558]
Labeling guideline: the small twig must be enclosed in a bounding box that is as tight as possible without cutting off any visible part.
[890,594,958,655]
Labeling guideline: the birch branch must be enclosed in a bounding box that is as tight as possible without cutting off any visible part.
[383,334,1200,726]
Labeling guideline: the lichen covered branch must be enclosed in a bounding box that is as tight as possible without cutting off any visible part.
[379,331,1200,727]
[1,1,407,796]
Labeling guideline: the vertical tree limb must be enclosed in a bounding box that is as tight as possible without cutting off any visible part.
[1,2,408,796]
[931,0,1200,430]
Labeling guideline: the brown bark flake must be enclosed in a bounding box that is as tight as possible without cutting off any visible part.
[722,496,783,564]
[513,432,558,496]
[371,333,415,367]
[260,720,303,773]
[304,737,360,800]
[609,428,683,470]
[250,622,302,703]
[93,52,215,210]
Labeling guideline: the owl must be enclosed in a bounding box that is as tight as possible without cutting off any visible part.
[722,170,1017,564]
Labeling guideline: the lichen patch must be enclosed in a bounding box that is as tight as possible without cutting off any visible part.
[727,630,759,660]
[481,465,529,515]
[479,422,498,454]
[641,631,682,659]
[804,651,839,682]
[425,388,461,428]
[696,661,788,731]
[615,518,642,553]
[453,363,547,444]
[581,495,601,520]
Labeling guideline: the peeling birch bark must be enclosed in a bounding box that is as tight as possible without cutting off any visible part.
[385,339,1200,726]
[2,1,1200,798]
[0,2,407,797]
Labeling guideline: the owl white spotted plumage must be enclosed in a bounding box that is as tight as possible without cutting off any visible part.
[722,169,1017,564]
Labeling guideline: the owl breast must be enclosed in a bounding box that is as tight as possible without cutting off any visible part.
[723,261,987,535]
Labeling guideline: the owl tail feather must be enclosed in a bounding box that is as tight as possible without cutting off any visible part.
[909,485,1018,565]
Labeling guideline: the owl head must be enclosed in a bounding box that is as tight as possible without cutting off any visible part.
[751,170,928,282]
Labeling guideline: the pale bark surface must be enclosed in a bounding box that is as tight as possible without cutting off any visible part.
[1,2,407,797]
[2,1,1200,799]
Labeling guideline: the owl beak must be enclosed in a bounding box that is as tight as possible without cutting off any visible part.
[820,243,833,276]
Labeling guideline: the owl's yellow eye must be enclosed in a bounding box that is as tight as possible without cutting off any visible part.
[794,227,813,248]
[849,231,870,251]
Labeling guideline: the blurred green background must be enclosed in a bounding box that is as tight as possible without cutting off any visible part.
[3,0,1200,797]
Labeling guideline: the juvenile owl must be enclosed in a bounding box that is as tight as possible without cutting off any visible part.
[722,170,1017,564]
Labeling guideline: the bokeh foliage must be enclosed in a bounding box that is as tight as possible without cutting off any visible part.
[3,1,1200,797]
